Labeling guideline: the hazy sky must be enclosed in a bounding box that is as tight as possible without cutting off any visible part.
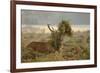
[21,10,90,25]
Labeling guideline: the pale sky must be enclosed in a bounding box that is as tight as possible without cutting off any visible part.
[21,10,90,25]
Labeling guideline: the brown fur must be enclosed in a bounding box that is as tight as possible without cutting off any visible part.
[26,42,54,53]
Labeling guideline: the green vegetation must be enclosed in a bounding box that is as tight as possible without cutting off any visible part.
[47,20,72,52]
[21,20,90,63]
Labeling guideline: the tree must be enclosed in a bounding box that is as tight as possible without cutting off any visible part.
[47,20,72,52]
[58,20,72,36]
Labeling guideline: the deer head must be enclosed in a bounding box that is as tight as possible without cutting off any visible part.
[47,24,62,51]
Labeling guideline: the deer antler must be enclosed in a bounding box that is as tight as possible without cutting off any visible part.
[47,24,55,32]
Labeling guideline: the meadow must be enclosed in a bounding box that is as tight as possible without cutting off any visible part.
[21,24,90,63]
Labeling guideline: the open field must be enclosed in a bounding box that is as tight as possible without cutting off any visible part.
[21,25,90,63]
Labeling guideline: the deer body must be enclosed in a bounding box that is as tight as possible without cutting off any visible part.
[26,42,54,53]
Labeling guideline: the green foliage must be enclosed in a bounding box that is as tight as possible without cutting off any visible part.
[21,47,50,62]
[21,48,36,62]
[34,51,65,62]
[47,20,72,51]
[58,20,72,36]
